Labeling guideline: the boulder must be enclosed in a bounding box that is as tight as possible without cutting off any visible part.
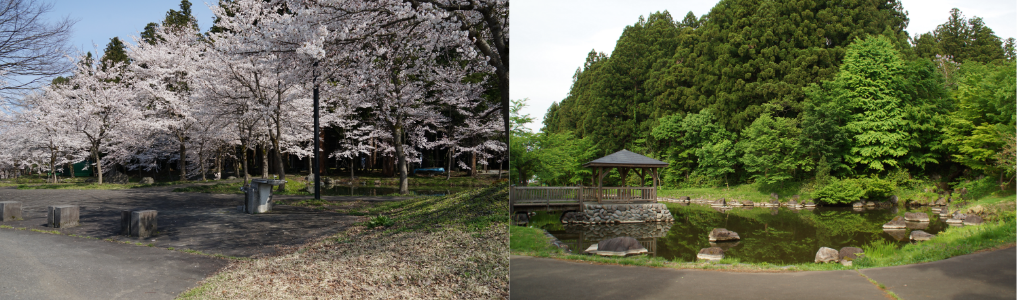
[882,216,906,229]
[770,193,779,201]
[791,194,800,202]
[889,195,899,205]
[103,170,129,184]
[585,237,648,256]
[815,247,839,263]
[769,200,780,207]
[865,201,876,207]
[967,205,985,215]
[742,200,754,207]
[904,212,929,222]
[708,228,740,242]
[679,196,691,201]
[963,215,984,226]
[697,247,725,261]
[934,198,947,206]
[305,173,315,182]
[728,200,742,207]
[804,201,816,208]
[140,177,155,185]
[0,201,22,221]
[786,200,798,207]
[709,241,740,251]
[910,230,935,241]
[839,247,864,262]
[945,218,964,224]
[710,198,726,206]
[226,176,237,180]
[951,212,968,220]
[851,201,864,208]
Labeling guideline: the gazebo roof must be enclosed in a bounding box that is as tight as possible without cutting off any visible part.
[582,149,669,168]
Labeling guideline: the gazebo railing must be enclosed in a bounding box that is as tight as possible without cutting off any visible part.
[583,186,656,203]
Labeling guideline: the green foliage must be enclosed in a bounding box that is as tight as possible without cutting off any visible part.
[365,215,395,228]
[915,8,1007,64]
[813,176,896,204]
[952,176,1006,200]
[942,61,1016,173]
[652,110,737,186]
[659,0,910,131]
[534,131,599,186]
[100,37,130,72]
[737,113,806,185]
[510,98,540,185]
[813,177,865,204]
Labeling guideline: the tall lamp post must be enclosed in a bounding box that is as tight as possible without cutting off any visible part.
[313,61,321,199]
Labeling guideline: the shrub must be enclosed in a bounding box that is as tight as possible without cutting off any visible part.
[813,176,896,204]
[366,215,395,228]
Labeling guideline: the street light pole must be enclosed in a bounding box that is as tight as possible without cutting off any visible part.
[313,61,321,200]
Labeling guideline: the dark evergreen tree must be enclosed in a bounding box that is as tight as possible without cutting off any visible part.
[100,37,129,72]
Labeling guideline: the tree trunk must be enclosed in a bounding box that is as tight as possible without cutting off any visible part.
[178,139,187,181]
[93,145,103,184]
[446,148,452,180]
[271,133,286,192]
[394,124,408,194]
[49,149,57,183]
[260,144,269,179]
[241,144,250,182]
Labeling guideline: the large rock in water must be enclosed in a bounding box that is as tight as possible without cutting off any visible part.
[584,237,648,256]
[697,247,725,261]
[904,212,929,222]
[910,230,935,241]
[882,216,906,229]
[815,247,839,263]
[708,228,740,242]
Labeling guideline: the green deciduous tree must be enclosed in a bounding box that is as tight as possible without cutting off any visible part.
[737,112,806,185]
[942,61,1016,173]
[651,109,736,186]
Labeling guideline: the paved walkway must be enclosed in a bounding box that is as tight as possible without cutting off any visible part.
[0,229,228,300]
[0,187,407,257]
[510,247,1015,300]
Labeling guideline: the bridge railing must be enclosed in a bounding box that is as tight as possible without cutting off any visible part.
[511,186,657,211]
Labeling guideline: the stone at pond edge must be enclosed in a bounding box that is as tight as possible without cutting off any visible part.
[742,200,754,206]
[882,216,906,229]
[839,247,864,261]
[815,247,839,263]
[140,177,154,185]
[910,230,935,241]
[697,247,724,261]
[852,201,864,208]
[584,237,648,257]
[904,212,929,222]
[709,228,740,242]
[709,241,740,251]
[963,215,984,226]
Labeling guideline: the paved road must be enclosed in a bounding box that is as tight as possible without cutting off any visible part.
[0,229,229,300]
[0,187,398,257]
[511,247,1016,300]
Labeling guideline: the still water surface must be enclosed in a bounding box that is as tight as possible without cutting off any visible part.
[532,204,948,264]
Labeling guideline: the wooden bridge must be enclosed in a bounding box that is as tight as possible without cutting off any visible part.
[510,186,657,213]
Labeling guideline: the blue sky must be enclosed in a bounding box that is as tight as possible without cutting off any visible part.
[47,0,217,55]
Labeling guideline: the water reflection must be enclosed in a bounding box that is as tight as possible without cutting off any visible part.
[535,205,949,264]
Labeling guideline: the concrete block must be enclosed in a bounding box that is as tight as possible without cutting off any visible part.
[130,210,157,238]
[0,201,22,221]
[48,205,79,228]
[120,210,132,235]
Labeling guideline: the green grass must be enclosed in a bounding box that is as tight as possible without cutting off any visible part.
[659,182,813,203]
[856,217,1016,268]
[15,180,196,190]
[510,226,561,255]
[368,183,509,234]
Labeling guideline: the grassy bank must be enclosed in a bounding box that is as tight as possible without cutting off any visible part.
[178,184,509,299]
[173,176,499,195]
[13,180,196,190]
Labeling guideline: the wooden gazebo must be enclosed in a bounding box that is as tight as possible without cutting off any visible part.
[582,149,669,203]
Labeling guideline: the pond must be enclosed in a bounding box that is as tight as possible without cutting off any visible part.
[528,203,951,264]
[318,185,468,196]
